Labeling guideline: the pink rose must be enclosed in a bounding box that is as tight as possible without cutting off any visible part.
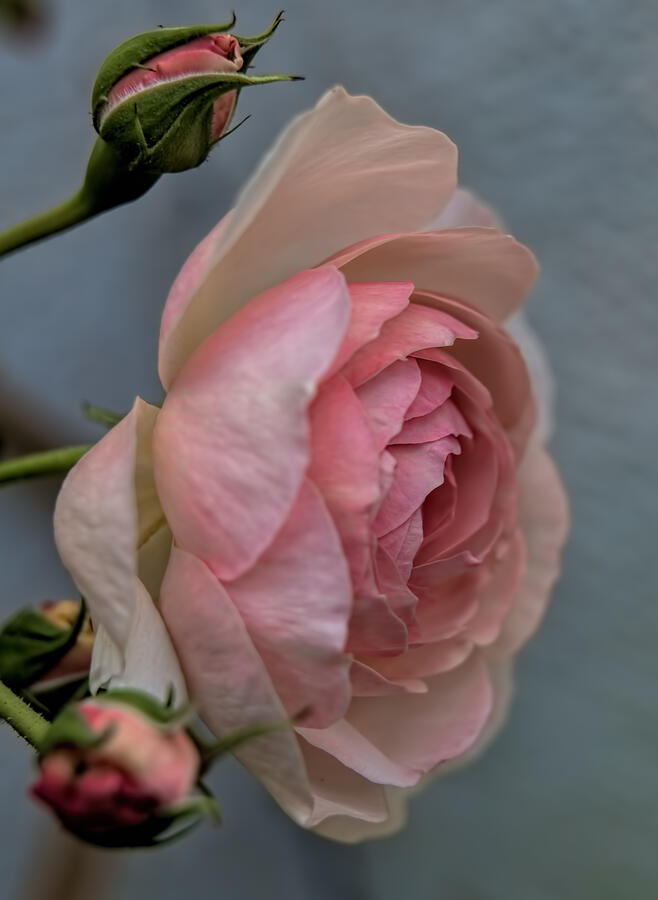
[31,698,200,842]
[54,88,568,841]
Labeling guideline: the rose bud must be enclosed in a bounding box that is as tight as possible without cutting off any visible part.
[92,14,300,174]
[0,15,301,258]
[0,598,91,690]
[34,600,93,685]
[30,694,207,847]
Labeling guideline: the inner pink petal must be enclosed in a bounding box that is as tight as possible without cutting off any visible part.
[374,436,461,537]
[309,375,382,588]
[405,359,454,418]
[356,358,421,450]
[328,281,413,376]
[340,302,477,387]
[391,396,472,445]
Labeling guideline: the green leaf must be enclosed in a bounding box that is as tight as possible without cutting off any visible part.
[0,600,86,688]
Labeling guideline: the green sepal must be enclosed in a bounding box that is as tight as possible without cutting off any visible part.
[195,715,298,775]
[91,16,238,127]
[0,600,86,689]
[235,11,284,70]
[37,702,113,758]
[29,676,90,719]
[94,687,192,728]
[99,71,299,173]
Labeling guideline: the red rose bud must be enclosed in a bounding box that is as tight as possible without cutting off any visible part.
[92,14,301,174]
[30,695,207,847]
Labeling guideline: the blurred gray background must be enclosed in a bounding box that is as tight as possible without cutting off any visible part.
[1,0,657,898]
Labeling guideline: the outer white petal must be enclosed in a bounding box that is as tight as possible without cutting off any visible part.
[53,398,186,702]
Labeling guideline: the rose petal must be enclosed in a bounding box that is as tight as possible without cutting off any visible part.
[336,228,537,322]
[153,267,350,581]
[53,399,185,701]
[328,281,413,376]
[298,719,420,788]
[367,638,473,681]
[346,652,492,774]
[424,187,502,230]
[159,87,457,386]
[349,660,427,696]
[308,375,381,588]
[227,480,352,729]
[355,359,422,450]
[341,303,477,387]
[160,546,314,823]
[491,444,569,656]
[390,396,472,445]
[299,741,390,829]
[374,437,461,536]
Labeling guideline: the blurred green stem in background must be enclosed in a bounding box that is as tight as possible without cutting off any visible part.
[0,139,159,259]
[0,445,90,484]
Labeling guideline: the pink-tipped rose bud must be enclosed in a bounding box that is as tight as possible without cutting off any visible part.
[105,33,244,145]
[92,16,299,174]
[31,697,202,847]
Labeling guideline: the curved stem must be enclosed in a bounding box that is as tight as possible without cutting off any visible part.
[0,679,49,748]
[0,191,93,259]
[0,445,90,484]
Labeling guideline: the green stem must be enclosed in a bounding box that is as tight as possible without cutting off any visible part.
[0,190,93,258]
[0,445,90,484]
[0,679,49,748]
[0,138,160,260]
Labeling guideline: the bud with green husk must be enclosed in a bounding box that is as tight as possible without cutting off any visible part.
[0,13,299,258]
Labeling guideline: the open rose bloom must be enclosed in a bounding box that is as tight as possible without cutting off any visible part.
[54,88,568,841]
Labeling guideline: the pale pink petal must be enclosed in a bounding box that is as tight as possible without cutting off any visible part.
[159,88,458,387]
[308,375,381,588]
[491,445,569,656]
[349,661,427,696]
[379,508,424,580]
[159,546,314,823]
[54,399,185,701]
[355,359,421,450]
[424,187,502,230]
[153,267,350,582]
[347,590,409,657]
[374,437,461,536]
[300,741,390,828]
[341,303,477,387]
[298,719,420,788]
[414,290,535,457]
[464,531,526,645]
[313,786,408,842]
[391,396,472,445]
[227,481,352,729]
[374,546,419,632]
[337,228,538,322]
[413,576,480,642]
[368,638,473,681]
[328,282,413,376]
[159,217,227,358]
[345,652,492,774]
[404,359,454,418]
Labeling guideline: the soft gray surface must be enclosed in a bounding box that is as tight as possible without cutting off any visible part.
[1,1,657,898]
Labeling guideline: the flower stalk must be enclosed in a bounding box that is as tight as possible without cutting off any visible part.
[0,679,49,747]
